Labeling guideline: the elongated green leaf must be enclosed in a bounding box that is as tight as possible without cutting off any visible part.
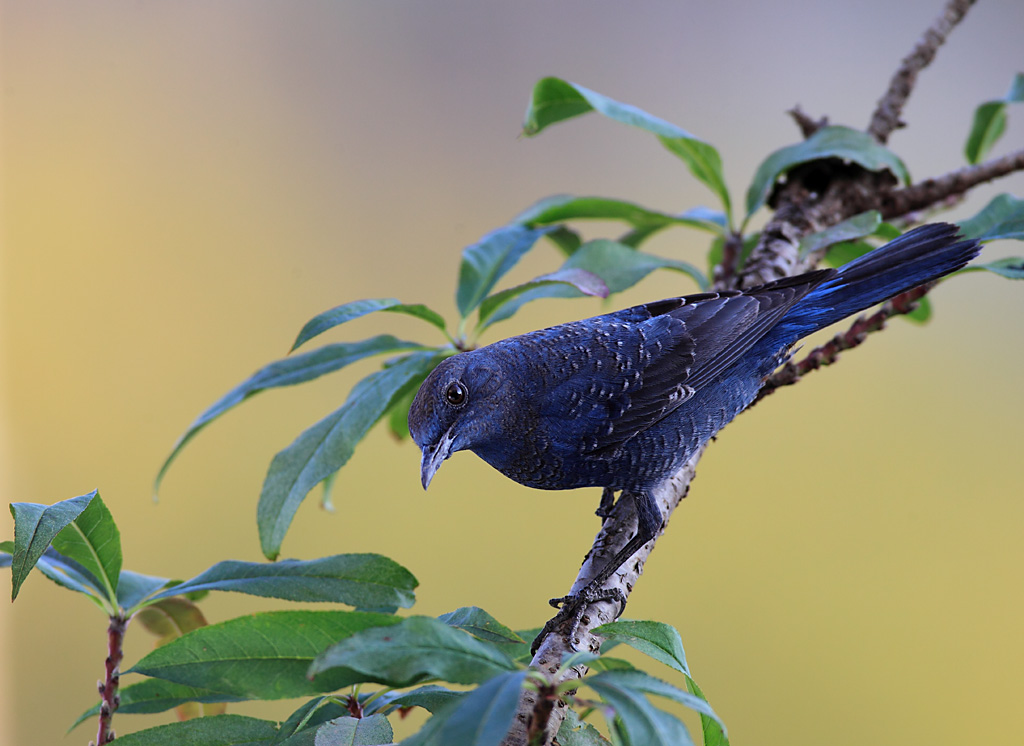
[279,715,394,746]
[591,670,727,734]
[594,620,689,675]
[309,615,518,687]
[745,126,910,218]
[129,610,400,699]
[798,211,882,258]
[2,543,108,608]
[434,671,527,746]
[396,696,461,746]
[522,78,731,221]
[156,335,424,496]
[292,299,447,352]
[386,385,417,440]
[477,267,608,329]
[438,607,526,646]
[456,225,554,318]
[822,240,874,269]
[367,684,464,716]
[9,491,95,601]
[965,73,1024,164]
[71,679,245,730]
[107,714,279,746]
[118,569,173,610]
[50,492,121,603]
[514,195,726,236]
[685,675,730,746]
[258,350,444,560]
[961,256,1024,279]
[567,240,707,293]
[151,554,416,609]
[586,657,637,673]
[556,709,613,746]
[587,673,694,746]
[958,193,1024,242]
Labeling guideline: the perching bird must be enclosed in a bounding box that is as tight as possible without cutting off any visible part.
[408,223,980,646]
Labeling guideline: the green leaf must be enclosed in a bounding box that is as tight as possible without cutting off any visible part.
[367,684,464,716]
[545,225,583,255]
[477,267,608,329]
[309,615,518,687]
[456,225,554,318]
[958,193,1024,242]
[522,78,731,222]
[9,491,96,601]
[965,73,1024,164]
[902,294,933,324]
[104,715,279,746]
[567,240,708,293]
[151,554,417,609]
[798,211,882,258]
[129,610,400,699]
[591,670,727,735]
[594,620,689,675]
[745,125,910,219]
[272,697,349,745]
[292,299,448,352]
[586,657,637,673]
[136,596,209,644]
[155,335,425,497]
[822,240,874,269]
[258,349,444,560]
[386,385,417,441]
[118,569,173,610]
[587,673,694,746]
[684,675,730,746]
[437,607,526,646]
[50,492,122,604]
[396,696,462,746]
[434,671,528,746]
[280,715,394,746]
[70,679,245,731]
[2,544,108,608]
[514,195,726,236]
[556,709,613,745]
[961,256,1024,279]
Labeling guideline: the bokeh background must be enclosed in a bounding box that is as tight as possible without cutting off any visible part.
[2,1,1022,744]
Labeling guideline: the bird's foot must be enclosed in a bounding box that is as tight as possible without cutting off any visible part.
[530,583,626,655]
[594,487,617,523]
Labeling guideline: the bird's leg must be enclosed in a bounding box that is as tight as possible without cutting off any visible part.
[532,492,662,654]
[594,487,617,522]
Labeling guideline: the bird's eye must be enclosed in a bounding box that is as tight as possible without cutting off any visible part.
[444,381,467,407]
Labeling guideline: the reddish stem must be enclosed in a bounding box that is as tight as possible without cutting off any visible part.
[94,614,127,746]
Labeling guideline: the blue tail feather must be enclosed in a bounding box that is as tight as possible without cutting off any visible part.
[777,222,980,339]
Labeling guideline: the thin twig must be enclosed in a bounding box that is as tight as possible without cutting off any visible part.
[93,613,127,746]
[881,148,1024,218]
[788,106,829,138]
[867,0,976,143]
[751,284,933,406]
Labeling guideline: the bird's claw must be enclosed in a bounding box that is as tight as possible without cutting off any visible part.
[530,584,626,655]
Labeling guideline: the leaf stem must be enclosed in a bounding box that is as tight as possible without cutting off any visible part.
[93,613,127,746]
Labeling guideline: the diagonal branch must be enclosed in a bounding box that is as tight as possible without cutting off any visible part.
[867,0,976,143]
[750,283,934,407]
[880,148,1024,218]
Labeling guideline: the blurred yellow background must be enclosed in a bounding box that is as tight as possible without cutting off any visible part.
[2,1,1023,744]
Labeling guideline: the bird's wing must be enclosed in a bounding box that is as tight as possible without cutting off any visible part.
[551,270,834,455]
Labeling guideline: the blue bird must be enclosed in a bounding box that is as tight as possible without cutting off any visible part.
[408,223,980,646]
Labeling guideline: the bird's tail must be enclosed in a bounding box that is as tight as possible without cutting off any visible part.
[778,222,980,338]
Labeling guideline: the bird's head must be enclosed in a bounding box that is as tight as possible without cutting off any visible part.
[408,351,504,490]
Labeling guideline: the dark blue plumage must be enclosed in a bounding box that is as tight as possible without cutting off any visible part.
[408,223,980,639]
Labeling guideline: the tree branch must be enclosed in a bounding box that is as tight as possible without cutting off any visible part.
[867,0,976,143]
[750,283,933,407]
[880,148,1024,218]
[93,613,127,746]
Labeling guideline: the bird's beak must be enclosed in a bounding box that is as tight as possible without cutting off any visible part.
[420,427,456,490]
